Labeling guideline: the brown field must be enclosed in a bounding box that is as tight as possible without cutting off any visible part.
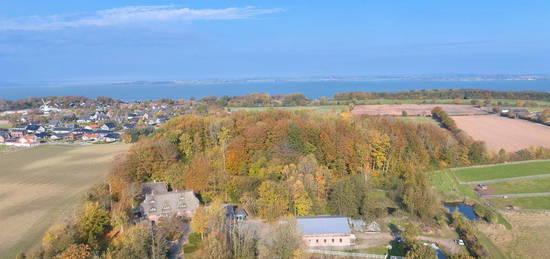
[479,211,550,259]
[453,115,550,152]
[0,144,130,257]
[351,104,488,116]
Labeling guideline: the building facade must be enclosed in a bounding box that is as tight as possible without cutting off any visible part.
[297,216,356,247]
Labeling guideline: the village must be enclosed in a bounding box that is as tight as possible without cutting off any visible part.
[0,98,192,147]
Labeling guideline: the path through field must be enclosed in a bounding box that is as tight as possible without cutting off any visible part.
[452,115,550,152]
[0,144,130,257]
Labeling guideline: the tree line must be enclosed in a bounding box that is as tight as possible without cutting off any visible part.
[21,109,550,258]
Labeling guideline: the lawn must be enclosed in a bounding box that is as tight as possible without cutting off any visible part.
[429,170,478,201]
[452,160,550,182]
[483,177,550,194]
[488,196,550,210]
[0,144,130,258]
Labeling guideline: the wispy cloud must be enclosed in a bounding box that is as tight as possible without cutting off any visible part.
[0,5,283,31]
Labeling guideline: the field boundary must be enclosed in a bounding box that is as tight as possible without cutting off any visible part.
[459,173,550,184]
[481,192,550,199]
[432,159,550,174]
[307,249,389,258]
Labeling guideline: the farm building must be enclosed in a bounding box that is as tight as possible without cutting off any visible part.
[297,216,356,247]
[225,203,248,223]
[139,182,199,222]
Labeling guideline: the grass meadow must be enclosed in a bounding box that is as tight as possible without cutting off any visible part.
[0,144,130,257]
[489,196,550,210]
[452,160,550,182]
[485,177,550,194]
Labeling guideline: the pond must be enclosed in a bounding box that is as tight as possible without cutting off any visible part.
[436,248,447,259]
[444,202,478,221]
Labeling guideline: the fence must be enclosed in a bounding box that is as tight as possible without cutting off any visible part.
[306,249,405,259]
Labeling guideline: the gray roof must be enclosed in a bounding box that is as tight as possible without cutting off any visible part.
[142,182,168,195]
[297,216,351,235]
[140,190,199,218]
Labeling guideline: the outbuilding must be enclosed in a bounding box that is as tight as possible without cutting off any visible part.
[297,216,356,247]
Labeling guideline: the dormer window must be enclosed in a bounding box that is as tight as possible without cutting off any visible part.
[179,196,185,200]
[163,205,171,211]
[178,203,187,209]
[149,207,157,212]
[149,199,155,203]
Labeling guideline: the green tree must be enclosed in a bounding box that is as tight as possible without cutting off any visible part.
[406,241,436,259]
[77,202,111,251]
[257,181,289,220]
[402,222,420,242]
[107,224,155,259]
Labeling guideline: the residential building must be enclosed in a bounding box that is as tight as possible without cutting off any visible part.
[101,122,117,131]
[139,182,200,222]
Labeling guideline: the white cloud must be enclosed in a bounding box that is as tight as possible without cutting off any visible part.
[0,5,283,31]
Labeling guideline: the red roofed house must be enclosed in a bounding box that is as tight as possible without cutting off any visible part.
[82,133,100,141]
[85,124,99,130]
[8,135,40,147]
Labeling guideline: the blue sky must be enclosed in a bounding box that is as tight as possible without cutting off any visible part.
[1,0,549,82]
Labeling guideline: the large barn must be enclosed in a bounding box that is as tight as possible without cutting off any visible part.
[297,216,356,247]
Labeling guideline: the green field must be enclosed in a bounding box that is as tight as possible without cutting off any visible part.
[0,144,130,257]
[452,160,550,182]
[429,170,478,201]
[489,196,550,210]
[485,177,550,194]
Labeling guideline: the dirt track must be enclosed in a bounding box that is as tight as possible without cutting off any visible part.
[452,115,550,152]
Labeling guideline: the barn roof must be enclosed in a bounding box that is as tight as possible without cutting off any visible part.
[297,216,351,235]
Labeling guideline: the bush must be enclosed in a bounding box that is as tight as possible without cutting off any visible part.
[473,203,497,223]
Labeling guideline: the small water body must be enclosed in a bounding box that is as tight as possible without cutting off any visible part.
[445,202,478,221]
[436,249,447,259]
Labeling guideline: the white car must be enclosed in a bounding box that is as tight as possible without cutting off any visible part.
[456,239,465,246]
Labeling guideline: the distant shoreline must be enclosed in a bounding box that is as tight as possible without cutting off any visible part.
[1,79,549,101]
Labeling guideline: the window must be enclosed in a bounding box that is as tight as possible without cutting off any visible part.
[149,207,157,212]
[316,239,319,243]
[340,238,342,243]
[332,239,334,243]
[324,239,326,243]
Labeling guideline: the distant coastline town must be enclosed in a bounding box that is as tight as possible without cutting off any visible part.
[1,89,549,149]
